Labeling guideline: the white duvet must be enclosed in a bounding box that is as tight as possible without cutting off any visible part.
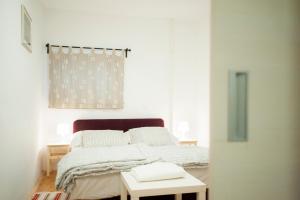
[56,144,159,192]
[56,143,209,192]
[139,144,209,167]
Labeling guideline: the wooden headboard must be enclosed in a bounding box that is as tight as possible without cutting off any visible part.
[73,118,164,133]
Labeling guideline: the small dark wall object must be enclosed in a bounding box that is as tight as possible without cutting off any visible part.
[21,5,32,52]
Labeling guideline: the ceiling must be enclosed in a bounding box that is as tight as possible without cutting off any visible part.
[40,0,206,19]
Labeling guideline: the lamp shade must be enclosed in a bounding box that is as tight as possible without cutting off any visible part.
[56,123,72,143]
[177,121,190,134]
[175,121,190,140]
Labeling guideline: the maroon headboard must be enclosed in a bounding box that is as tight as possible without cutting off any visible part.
[73,118,164,133]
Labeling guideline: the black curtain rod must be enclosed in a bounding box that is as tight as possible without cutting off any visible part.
[45,43,131,58]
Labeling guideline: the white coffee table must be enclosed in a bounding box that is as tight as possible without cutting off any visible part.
[120,171,206,200]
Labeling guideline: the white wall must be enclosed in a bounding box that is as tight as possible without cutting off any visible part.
[42,8,210,146]
[210,0,300,200]
[172,19,210,147]
[0,0,44,199]
[41,0,206,20]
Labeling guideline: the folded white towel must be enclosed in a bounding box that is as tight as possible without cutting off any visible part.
[131,162,186,182]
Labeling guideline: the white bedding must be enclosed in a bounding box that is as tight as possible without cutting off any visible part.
[127,127,174,146]
[57,144,209,200]
[71,130,130,148]
[56,144,159,192]
[139,144,209,167]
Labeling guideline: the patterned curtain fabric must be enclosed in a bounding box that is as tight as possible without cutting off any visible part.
[49,47,124,109]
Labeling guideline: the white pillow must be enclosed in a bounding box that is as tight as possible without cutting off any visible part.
[131,162,186,182]
[71,130,130,148]
[127,127,173,146]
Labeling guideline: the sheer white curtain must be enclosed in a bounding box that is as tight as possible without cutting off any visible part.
[49,47,124,109]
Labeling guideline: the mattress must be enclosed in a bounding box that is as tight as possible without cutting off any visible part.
[69,166,209,200]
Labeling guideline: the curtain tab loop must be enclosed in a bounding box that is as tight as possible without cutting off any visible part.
[68,46,72,54]
[49,45,54,55]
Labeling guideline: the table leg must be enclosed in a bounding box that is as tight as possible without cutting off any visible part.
[175,194,182,200]
[46,157,50,176]
[197,192,205,200]
[120,182,127,200]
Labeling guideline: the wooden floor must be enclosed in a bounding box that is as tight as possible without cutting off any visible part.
[36,171,58,192]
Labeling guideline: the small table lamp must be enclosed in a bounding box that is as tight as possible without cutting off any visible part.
[176,121,190,140]
[56,123,72,143]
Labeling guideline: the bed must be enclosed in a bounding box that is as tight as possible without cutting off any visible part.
[57,118,209,200]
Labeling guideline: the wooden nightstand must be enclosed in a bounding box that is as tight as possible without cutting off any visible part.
[46,144,70,176]
[178,140,198,146]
